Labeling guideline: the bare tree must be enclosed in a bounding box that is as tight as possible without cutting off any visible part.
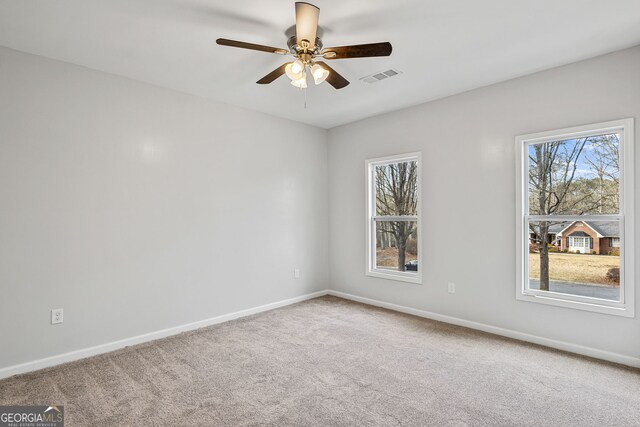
[529,139,587,290]
[376,161,418,270]
[587,134,619,183]
[585,134,620,213]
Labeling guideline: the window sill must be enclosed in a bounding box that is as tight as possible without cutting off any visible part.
[367,269,422,285]
[516,290,634,318]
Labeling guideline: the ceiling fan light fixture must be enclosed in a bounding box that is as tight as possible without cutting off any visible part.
[290,72,308,89]
[311,63,329,85]
[285,60,305,80]
[217,2,392,91]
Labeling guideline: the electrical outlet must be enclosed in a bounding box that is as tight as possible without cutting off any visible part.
[294,268,300,279]
[51,308,63,325]
[447,282,456,294]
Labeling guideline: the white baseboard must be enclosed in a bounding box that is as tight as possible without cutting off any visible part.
[0,290,330,380]
[328,290,640,369]
[3,288,637,380]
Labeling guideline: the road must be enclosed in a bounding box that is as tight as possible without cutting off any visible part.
[529,280,619,300]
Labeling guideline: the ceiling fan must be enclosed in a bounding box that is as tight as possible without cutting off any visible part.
[216,2,392,90]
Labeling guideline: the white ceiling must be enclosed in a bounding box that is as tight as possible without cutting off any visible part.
[1,0,640,128]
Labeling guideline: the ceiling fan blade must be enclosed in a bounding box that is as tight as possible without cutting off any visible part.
[256,63,290,84]
[322,42,392,59]
[315,61,349,89]
[216,38,288,55]
[295,2,320,50]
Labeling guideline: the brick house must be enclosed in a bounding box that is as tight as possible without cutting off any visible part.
[553,221,620,254]
[530,221,620,254]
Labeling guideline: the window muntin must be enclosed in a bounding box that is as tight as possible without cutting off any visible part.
[517,119,634,316]
[367,153,421,284]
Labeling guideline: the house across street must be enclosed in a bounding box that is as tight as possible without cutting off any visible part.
[530,220,620,255]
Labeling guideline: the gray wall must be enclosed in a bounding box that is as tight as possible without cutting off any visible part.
[328,46,640,360]
[2,44,639,371]
[0,47,329,369]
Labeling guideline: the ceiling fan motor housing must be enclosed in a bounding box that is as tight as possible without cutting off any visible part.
[287,36,323,56]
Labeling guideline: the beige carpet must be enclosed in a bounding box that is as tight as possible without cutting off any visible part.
[1,296,639,426]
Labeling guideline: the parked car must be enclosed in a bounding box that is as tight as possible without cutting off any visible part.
[404,260,418,271]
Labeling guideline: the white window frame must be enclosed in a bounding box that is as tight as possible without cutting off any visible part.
[611,237,621,248]
[515,119,634,317]
[366,153,422,284]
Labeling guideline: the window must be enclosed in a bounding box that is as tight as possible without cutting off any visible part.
[366,153,421,284]
[516,119,634,317]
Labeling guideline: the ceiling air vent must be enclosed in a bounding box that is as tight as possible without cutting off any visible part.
[360,68,402,84]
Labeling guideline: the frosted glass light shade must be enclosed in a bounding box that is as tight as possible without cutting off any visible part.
[291,72,308,88]
[285,60,305,81]
[311,63,329,85]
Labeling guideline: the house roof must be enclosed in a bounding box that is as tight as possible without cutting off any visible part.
[568,231,590,237]
[588,221,619,237]
[550,221,619,237]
